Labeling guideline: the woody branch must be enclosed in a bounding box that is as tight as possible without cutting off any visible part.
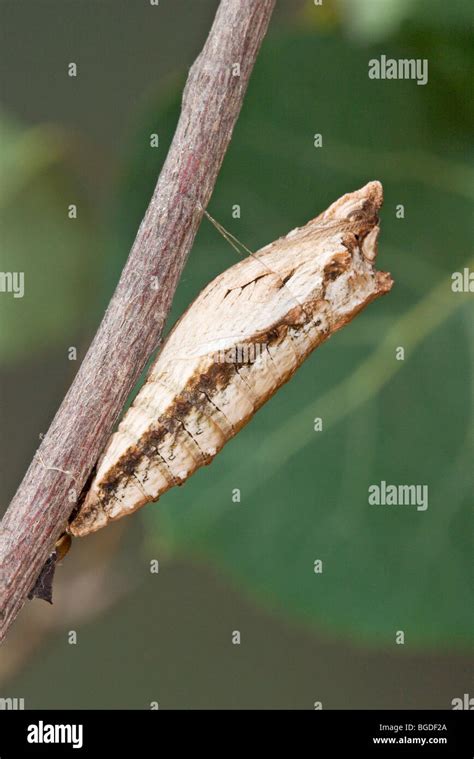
[0,0,276,642]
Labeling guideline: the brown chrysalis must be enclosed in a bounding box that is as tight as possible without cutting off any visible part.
[69,181,392,538]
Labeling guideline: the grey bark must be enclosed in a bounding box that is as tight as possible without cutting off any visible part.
[0,0,276,642]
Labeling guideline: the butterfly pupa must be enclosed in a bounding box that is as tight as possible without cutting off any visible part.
[69,181,393,537]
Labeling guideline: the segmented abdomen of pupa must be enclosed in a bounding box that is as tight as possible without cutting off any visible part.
[69,181,392,536]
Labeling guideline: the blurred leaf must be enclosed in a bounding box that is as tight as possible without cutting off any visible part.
[112,31,473,648]
[0,113,100,364]
[338,0,416,41]
[334,0,474,41]
[0,117,64,207]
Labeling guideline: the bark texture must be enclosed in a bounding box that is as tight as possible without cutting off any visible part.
[0,0,276,642]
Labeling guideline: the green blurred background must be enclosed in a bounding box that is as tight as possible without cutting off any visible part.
[0,0,473,708]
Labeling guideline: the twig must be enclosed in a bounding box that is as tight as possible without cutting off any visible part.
[0,0,276,642]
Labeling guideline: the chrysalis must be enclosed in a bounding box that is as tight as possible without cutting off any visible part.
[69,181,393,537]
